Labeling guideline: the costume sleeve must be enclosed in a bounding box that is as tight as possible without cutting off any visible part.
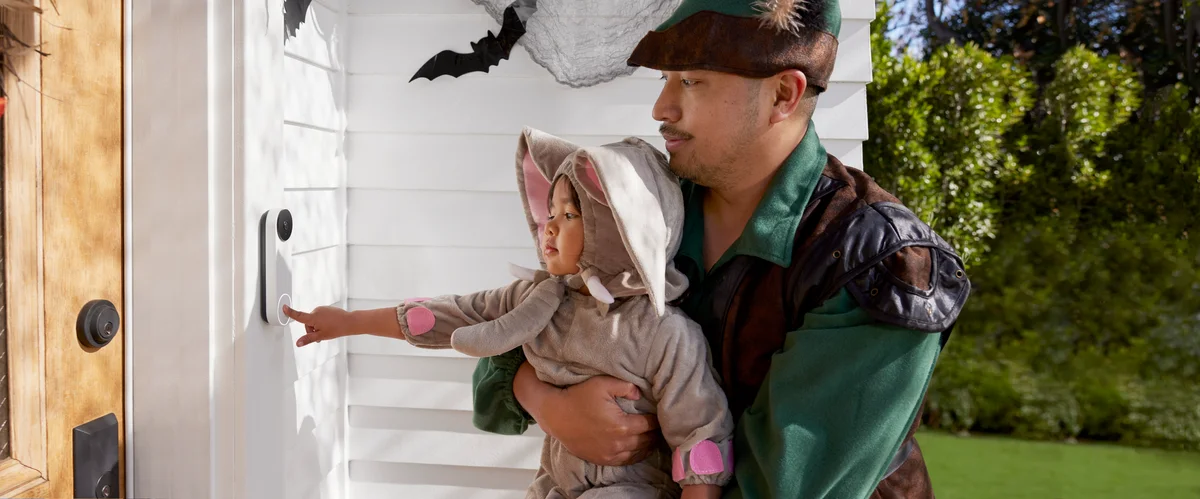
[728,287,942,499]
[394,279,537,349]
[645,314,737,487]
[470,347,537,435]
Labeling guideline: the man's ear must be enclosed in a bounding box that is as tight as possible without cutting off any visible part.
[770,69,808,124]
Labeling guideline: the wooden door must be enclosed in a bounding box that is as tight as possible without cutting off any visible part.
[0,0,125,497]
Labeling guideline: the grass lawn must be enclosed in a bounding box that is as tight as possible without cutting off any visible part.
[918,430,1200,498]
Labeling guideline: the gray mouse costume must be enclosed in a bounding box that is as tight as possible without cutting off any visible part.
[392,127,735,498]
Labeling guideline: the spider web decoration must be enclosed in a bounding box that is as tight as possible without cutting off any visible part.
[469,0,683,88]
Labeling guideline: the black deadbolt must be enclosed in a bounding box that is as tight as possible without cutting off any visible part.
[77,299,120,349]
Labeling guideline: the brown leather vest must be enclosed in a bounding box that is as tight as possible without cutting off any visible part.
[673,155,971,499]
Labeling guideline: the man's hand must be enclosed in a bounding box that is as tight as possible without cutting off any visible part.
[514,362,661,466]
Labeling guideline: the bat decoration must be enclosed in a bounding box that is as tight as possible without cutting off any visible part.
[409,0,538,82]
[283,0,314,41]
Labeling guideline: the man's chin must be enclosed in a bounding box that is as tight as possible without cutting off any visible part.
[667,157,699,182]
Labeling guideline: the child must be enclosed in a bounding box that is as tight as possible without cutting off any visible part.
[285,127,734,499]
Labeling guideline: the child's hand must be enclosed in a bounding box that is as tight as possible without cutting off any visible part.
[681,484,722,499]
[283,304,357,347]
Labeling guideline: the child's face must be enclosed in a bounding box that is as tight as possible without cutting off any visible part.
[543,177,585,275]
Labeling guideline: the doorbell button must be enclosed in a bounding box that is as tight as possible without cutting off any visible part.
[277,294,292,326]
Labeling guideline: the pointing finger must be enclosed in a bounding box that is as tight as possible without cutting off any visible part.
[282,304,312,324]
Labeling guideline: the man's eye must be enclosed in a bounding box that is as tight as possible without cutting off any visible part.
[681,79,697,86]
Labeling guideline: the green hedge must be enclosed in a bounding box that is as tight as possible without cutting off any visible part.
[867,2,1200,450]
[922,222,1200,450]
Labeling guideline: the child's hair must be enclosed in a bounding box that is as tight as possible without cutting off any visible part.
[548,175,581,213]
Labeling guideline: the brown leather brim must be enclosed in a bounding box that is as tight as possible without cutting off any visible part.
[627,10,839,91]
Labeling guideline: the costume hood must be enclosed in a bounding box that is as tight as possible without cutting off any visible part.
[448,127,689,357]
[515,126,688,316]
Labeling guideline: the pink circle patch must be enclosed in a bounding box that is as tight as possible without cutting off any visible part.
[689,440,725,475]
[406,307,435,336]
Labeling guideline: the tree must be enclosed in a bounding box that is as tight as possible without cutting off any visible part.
[870,0,1200,450]
[916,0,1200,100]
[868,2,1033,265]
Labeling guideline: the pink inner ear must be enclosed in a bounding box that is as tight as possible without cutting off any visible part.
[579,160,609,207]
[523,152,551,226]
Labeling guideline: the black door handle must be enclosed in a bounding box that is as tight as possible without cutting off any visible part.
[74,413,119,498]
[77,299,120,349]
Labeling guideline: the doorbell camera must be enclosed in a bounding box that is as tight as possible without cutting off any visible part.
[260,208,294,326]
[276,209,293,242]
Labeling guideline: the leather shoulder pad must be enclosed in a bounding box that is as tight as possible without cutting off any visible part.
[839,203,971,332]
[791,201,971,333]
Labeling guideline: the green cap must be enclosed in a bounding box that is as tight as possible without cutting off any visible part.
[628,0,842,91]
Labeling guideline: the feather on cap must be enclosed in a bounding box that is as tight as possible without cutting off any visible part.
[751,0,811,34]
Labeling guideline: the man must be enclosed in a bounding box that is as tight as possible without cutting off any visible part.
[471,0,971,497]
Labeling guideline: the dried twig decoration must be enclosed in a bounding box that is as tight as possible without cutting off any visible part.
[0,0,57,98]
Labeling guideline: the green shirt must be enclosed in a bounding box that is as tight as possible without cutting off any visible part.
[470,123,943,499]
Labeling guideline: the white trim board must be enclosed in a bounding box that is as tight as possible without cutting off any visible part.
[125,0,238,497]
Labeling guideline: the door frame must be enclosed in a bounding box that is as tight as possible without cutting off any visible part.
[1,5,50,494]
[123,0,241,497]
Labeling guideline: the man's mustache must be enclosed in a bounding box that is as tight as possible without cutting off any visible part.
[659,124,693,141]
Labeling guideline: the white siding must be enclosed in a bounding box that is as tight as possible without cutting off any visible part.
[343,0,876,497]
[283,1,351,498]
[240,0,350,498]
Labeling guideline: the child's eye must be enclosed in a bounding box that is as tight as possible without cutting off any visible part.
[565,213,578,220]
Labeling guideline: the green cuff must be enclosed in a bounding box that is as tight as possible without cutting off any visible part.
[471,347,537,435]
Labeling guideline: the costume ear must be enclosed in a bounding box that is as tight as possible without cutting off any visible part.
[573,157,610,207]
[572,143,682,315]
[515,127,581,262]
[521,151,552,237]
